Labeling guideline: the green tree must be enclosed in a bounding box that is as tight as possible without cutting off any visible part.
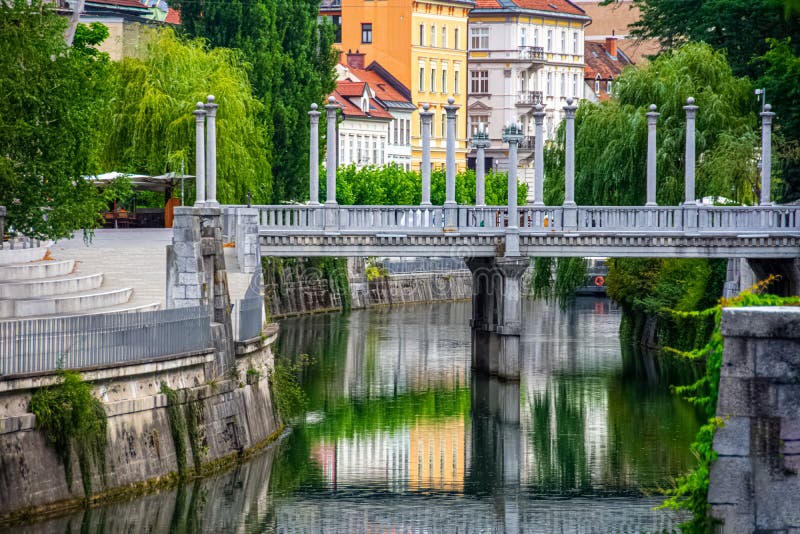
[534,43,756,305]
[172,0,337,202]
[0,1,108,240]
[102,29,271,203]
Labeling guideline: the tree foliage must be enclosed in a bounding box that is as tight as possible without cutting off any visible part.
[102,29,271,203]
[534,44,757,305]
[0,1,108,240]
[172,0,338,202]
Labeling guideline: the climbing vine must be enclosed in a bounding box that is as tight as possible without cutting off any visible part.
[269,354,312,421]
[30,370,108,496]
[160,382,188,477]
[660,278,800,530]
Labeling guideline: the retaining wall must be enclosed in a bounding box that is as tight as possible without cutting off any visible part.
[710,306,800,532]
[0,325,281,521]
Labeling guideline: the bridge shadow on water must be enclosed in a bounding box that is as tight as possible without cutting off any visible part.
[17,299,701,533]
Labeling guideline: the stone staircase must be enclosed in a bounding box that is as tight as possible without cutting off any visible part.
[0,239,161,320]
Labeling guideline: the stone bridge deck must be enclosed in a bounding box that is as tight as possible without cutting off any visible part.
[222,205,800,258]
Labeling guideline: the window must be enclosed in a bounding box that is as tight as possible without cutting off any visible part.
[607,79,613,94]
[560,73,565,97]
[470,70,488,93]
[430,67,436,92]
[560,30,565,53]
[405,119,410,145]
[546,72,552,95]
[454,70,460,94]
[469,115,489,136]
[442,26,447,48]
[534,28,539,46]
[572,73,578,97]
[349,136,354,163]
[419,66,425,92]
[373,138,378,164]
[431,115,435,138]
[546,29,552,51]
[331,15,342,43]
[520,26,526,47]
[442,66,447,93]
[441,113,446,138]
[572,31,579,54]
[470,27,489,50]
[361,23,372,44]
[419,24,424,46]
[454,28,459,49]
[431,25,436,47]
[594,76,600,95]
[357,136,362,162]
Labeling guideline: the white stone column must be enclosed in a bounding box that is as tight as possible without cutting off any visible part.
[563,98,578,229]
[308,103,320,205]
[472,123,490,207]
[324,96,339,230]
[193,102,206,206]
[420,103,433,206]
[683,97,698,205]
[502,123,523,257]
[760,103,775,206]
[646,104,660,206]
[205,95,219,207]
[444,97,459,230]
[533,104,545,206]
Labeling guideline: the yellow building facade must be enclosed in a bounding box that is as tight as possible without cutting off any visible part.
[339,0,472,170]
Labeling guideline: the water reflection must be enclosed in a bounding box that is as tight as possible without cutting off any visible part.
[17,299,698,532]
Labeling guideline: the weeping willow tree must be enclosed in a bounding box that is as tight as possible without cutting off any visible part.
[102,29,271,203]
[533,43,759,306]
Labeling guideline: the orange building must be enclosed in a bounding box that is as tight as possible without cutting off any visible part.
[328,0,473,170]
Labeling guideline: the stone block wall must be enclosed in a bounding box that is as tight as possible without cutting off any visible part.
[710,306,800,532]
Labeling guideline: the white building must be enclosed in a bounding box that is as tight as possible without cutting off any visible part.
[467,1,590,201]
[335,54,415,170]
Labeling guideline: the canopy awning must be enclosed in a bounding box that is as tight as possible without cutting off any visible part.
[86,172,196,193]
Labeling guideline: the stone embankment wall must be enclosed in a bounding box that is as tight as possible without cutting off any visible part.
[0,326,281,521]
[710,306,800,531]
[264,257,472,318]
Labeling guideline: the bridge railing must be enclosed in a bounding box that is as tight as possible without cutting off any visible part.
[576,206,684,232]
[697,205,800,232]
[339,205,444,231]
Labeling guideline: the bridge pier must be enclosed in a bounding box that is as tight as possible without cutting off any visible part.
[467,257,528,381]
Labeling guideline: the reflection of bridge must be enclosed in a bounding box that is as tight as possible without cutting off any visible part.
[189,97,798,380]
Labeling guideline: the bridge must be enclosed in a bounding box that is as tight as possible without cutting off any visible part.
[185,95,800,381]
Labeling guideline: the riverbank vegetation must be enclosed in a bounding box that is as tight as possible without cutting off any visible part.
[30,371,108,496]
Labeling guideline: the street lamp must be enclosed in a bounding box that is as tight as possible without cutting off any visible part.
[755,88,766,112]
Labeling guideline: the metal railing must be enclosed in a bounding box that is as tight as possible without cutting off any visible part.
[516,91,543,106]
[0,306,212,376]
[519,46,544,61]
[234,296,263,342]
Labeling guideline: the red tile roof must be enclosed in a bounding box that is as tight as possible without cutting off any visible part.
[330,83,393,120]
[475,0,586,16]
[339,65,409,103]
[584,40,632,80]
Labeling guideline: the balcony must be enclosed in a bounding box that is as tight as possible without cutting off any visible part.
[516,91,543,107]
[519,46,545,62]
[519,136,535,151]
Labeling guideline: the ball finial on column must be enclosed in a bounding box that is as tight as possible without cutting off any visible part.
[650,104,657,112]
[686,96,695,105]
[328,96,336,104]
[423,103,430,111]
[567,97,574,106]
[196,101,204,110]
[448,97,455,105]
[207,94,215,103]
[311,103,318,111]
[764,103,772,112]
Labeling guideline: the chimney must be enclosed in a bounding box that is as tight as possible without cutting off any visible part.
[606,32,618,59]
[347,49,365,70]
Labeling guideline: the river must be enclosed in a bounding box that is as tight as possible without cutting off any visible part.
[21,298,701,533]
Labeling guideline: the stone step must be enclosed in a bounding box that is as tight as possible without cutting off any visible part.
[0,273,103,299]
[0,288,134,318]
[0,244,52,266]
[0,259,75,282]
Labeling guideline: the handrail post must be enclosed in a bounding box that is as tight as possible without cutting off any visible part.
[683,97,699,231]
[760,103,775,206]
[193,102,206,207]
[646,104,659,206]
[325,96,339,230]
[563,98,578,230]
[205,95,219,207]
[503,121,523,256]
[471,122,491,207]
[444,97,459,231]
[309,103,321,206]
[533,104,545,206]
[420,103,433,206]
